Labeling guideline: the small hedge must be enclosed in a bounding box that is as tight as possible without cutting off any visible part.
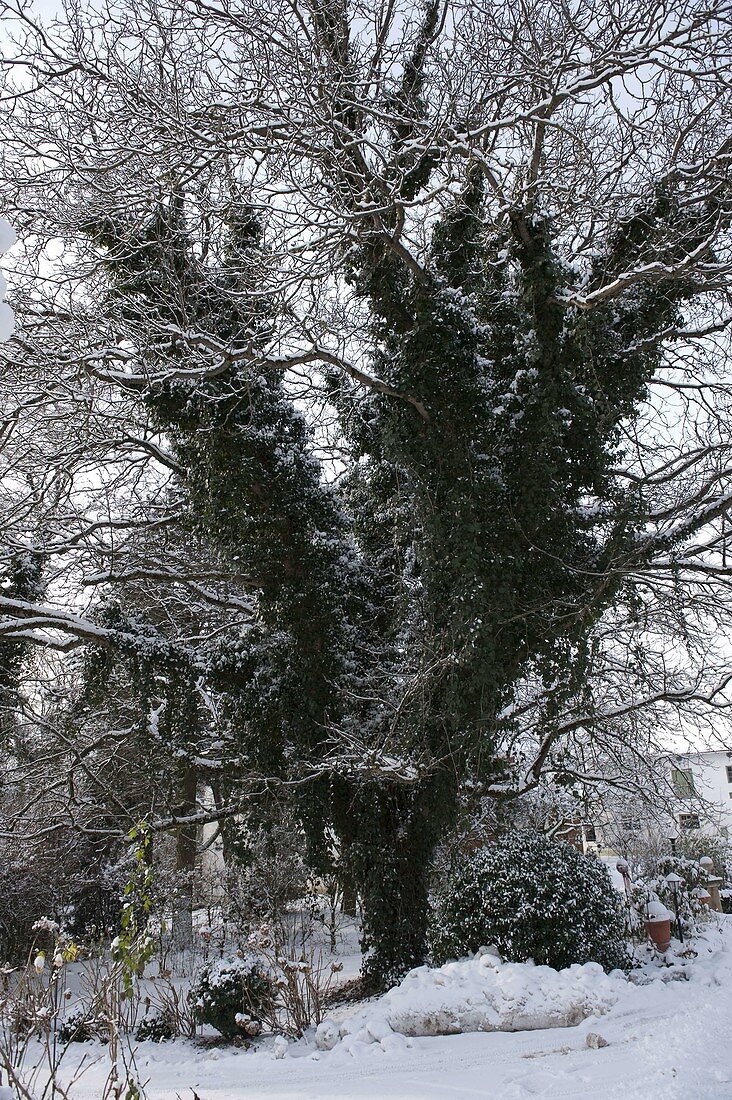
[188,955,274,1039]
[58,1007,109,1043]
[135,1009,177,1043]
[429,833,629,972]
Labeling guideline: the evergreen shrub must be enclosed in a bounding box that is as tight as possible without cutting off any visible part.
[429,833,629,972]
[678,833,730,883]
[58,1008,108,1043]
[188,955,274,1038]
[643,854,713,933]
[135,1009,177,1043]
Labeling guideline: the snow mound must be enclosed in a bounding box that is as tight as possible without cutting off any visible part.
[314,949,629,1057]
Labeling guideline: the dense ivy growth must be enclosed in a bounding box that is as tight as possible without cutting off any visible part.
[82,163,710,987]
[0,551,44,738]
[329,177,702,983]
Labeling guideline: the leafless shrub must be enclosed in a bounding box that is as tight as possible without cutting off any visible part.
[245,925,344,1038]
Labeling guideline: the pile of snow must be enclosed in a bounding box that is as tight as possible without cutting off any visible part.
[0,217,16,342]
[313,948,629,1057]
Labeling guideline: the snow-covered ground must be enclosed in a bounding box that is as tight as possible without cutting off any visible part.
[51,921,730,1100]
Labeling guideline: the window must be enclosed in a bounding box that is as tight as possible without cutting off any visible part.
[671,767,696,797]
[583,824,596,843]
[678,813,700,832]
[726,765,732,783]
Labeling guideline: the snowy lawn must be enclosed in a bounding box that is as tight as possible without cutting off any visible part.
[52,922,730,1100]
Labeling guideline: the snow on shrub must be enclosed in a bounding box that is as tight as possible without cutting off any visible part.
[58,1007,109,1044]
[429,833,629,972]
[636,854,713,937]
[135,1009,177,1043]
[313,949,629,1054]
[188,955,275,1039]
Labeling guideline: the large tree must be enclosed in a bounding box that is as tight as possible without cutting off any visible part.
[1,0,732,983]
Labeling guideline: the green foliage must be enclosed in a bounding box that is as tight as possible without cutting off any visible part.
[654,853,708,893]
[335,775,449,989]
[89,200,364,865]
[188,956,275,1039]
[357,193,685,758]
[81,599,204,762]
[58,1008,107,1044]
[429,834,629,972]
[333,172,706,984]
[642,854,713,932]
[112,823,155,998]
[82,155,714,991]
[135,1010,177,1043]
[0,551,44,738]
[678,834,731,883]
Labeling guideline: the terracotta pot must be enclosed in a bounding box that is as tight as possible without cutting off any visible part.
[645,918,671,952]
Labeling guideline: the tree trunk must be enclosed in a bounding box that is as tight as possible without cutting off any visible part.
[171,764,198,951]
[343,775,449,991]
[340,877,358,918]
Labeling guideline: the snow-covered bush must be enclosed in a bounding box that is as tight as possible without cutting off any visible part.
[58,1008,108,1044]
[188,956,275,1039]
[678,834,730,883]
[135,1009,177,1043]
[429,833,629,972]
[636,854,713,936]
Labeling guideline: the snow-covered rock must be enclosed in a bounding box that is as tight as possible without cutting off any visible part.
[315,1019,340,1051]
[272,1035,290,1059]
[316,950,629,1057]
